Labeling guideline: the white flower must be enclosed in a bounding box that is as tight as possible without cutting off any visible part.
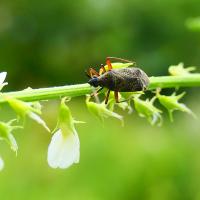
[0,156,4,171]
[47,97,83,169]
[0,72,8,90]
[47,129,80,169]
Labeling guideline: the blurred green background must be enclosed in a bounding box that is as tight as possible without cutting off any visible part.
[0,0,200,199]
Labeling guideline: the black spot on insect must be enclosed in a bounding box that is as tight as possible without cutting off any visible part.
[86,57,149,104]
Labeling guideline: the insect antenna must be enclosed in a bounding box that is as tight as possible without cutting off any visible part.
[107,57,136,66]
[85,70,91,78]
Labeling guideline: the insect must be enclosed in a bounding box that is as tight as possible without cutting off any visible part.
[86,57,149,104]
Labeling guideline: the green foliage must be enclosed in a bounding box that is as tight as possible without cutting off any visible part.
[185,17,200,32]
[0,0,200,198]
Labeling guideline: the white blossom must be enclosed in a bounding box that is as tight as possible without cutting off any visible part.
[0,72,8,90]
[0,156,4,171]
[47,97,82,169]
[47,129,80,169]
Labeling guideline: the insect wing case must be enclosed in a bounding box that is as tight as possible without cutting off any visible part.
[98,68,149,92]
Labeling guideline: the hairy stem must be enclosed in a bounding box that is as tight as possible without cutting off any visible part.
[1,75,200,103]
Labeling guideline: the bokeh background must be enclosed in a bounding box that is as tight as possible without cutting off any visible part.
[0,0,200,199]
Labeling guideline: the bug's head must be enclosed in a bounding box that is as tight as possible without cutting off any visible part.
[88,77,99,87]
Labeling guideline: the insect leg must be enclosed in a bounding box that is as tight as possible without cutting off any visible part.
[90,87,104,97]
[106,57,113,71]
[105,89,111,104]
[114,91,119,103]
[99,64,106,75]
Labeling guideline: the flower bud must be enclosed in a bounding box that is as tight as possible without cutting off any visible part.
[86,95,124,125]
[5,96,50,132]
[168,63,196,76]
[157,91,195,121]
[107,92,133,114]
[0,119,21,153]
[134,96,162,126]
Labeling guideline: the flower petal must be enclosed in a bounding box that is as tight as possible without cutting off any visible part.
[0,72,7,85]
[28,112,50,132]
[47,129,80,169]
[0,156,4,171]
[7,133,18,153]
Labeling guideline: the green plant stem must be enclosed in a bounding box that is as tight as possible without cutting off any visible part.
[148,75,200,89]
[1,75,200,103]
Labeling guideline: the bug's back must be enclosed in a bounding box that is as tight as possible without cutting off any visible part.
[98,68,149,92]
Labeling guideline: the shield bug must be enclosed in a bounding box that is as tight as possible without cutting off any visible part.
[86,57,149,104]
